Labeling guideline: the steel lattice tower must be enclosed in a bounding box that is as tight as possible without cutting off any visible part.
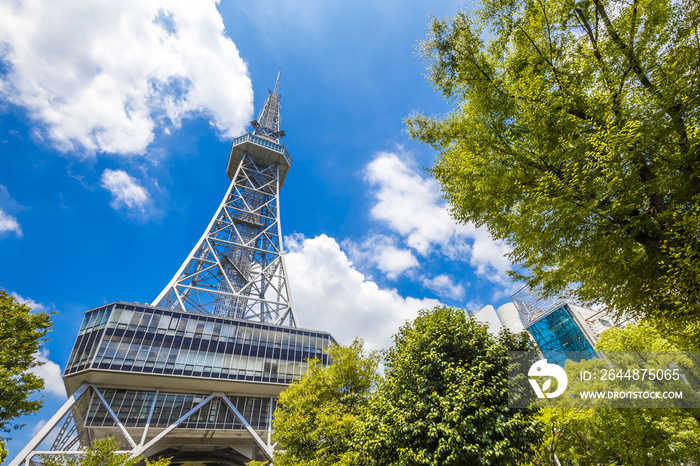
[153,71,297,327]
[10,71,335,466]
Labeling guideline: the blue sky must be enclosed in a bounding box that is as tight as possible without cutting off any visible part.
[0,0,520,456]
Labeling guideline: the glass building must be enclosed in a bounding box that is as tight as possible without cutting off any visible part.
[47,301,335,465]
[527,305,597,366]
[474,293,602,367]
[65,302,331,388]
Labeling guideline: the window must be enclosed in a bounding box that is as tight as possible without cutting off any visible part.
[528,306,596,366]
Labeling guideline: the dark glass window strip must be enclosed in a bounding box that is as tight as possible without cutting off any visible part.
[83,389,271,430]
[65,303,334,383]
[65,305,114,375]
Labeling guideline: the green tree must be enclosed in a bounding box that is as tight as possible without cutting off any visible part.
[531,321,700,465]
[408,0,700,337]
[272,339,380,466]
[596,318,698,351]
[358,307,541,465]
[41,436,171,466]
[534,405,700,465]
[0,289,52,462]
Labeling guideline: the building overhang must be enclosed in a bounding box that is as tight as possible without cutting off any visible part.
[64,369,288,398]
[226,134,292,188]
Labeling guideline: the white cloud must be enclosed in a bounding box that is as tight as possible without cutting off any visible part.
[0,207,22,237]
[32,349,66,398]
[30,419,48,436]
[0,185,23,237]
[490,280,526,302]
[10,292,49,313]
[0,0,253,155]
[421,274,466,301]
[364,151,512,283]
[365,151,458,254]
[28,417,60,450]
[469,228,513,283]
[100,169,152,217]
[343,234,418,279]
[375,246,418,278]
[285,233,441,350]
[464,299,486,314]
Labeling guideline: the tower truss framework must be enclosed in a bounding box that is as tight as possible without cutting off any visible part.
[11,384,277,466]
[153,150,298,327]
[10,71,335,466]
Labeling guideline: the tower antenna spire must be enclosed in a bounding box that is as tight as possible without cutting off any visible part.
[251,69,285,142]
[273,67,281,94]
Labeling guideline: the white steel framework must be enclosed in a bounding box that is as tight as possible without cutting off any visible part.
[511,285,580,328]
[10,383,275,466]
[153,69,298,327]
[152,154,297,327]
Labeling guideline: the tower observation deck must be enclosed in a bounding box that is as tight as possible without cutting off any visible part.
[10,71,336,466]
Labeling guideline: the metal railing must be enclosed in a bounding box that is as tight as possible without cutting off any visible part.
[232,134,292,165]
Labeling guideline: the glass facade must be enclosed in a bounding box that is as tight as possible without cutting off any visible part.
[231,133,292,164]
[65,302,334,384]
[83,388,273,431]
[528,305,596,365]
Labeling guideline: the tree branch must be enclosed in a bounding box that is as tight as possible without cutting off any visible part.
[516,23,568,92]
[575,7,620,116]
[592,0,690,161]
[460,49,604,127]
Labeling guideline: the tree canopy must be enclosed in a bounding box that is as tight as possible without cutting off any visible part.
[0,289,52,462]
[408,0,700,337]
[271,339,379,466]
[270,309,542,465]
[530,321,700,465]
[357,307,541,465]
[41,436,171,466]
